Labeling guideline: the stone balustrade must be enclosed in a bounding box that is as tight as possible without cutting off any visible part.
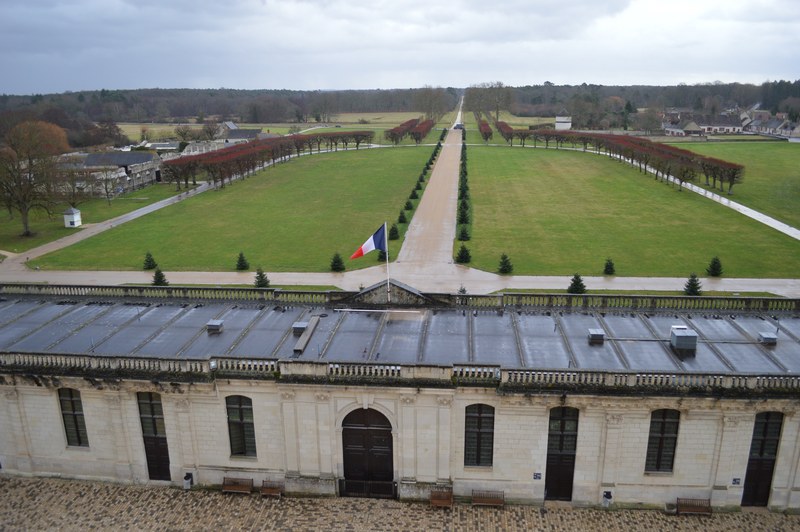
[1,283,797,312]
[4,353,799,393]
[0,352,206,374]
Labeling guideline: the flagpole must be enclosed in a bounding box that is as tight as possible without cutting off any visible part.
[384,221,391,303]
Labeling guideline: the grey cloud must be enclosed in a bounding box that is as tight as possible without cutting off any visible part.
[0,0,796,94]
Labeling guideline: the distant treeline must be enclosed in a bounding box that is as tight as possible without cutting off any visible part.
[0,87,460,127]
[466,80,800,130]
[510,80,800,118]
[1,81,798,146]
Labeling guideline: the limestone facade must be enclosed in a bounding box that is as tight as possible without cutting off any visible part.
[2,376,799,510]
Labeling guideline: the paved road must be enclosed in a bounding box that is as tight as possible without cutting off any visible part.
[0,182,210,264]
[2,477,798,532]
[396,128,461,265]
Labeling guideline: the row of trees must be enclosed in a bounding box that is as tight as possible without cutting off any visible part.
[409,120,434,144]
[333,132,447,272]
[384,119,420,145]
[162,130,374,190]
[491,126,746,194]
[474,112,493,142]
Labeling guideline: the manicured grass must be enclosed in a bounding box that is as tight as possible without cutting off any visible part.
[34,148,428,272]
[676,141,800,228]
[465,146,800,278]
[0,184,190,253]
[492,288,780,297]
[125,283,343,291]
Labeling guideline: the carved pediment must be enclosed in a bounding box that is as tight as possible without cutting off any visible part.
[348,279,431,306]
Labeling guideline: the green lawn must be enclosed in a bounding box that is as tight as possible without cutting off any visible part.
[0,184,189,253]
[465,146,800,278]
[493,289,780,297]
[33,148,428,271]
[676,141,800,228]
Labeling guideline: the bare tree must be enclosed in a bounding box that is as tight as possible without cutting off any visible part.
[413,86,449,123]
[202,120,219,141]
[464,82,513,122]
[0,121,69,236]
[174,124,194,141]
[97,166,120,205]
[58,155,93,208]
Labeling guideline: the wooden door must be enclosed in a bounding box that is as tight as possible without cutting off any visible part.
[545,407,579,501]
[742,411,783,507]
[341,409,394,498]
[138,392,171,481]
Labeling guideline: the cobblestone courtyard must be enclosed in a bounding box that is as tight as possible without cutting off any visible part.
[2,477,800,531]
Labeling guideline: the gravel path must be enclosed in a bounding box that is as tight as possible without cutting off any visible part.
[396,128,461,265]
[2,477,799,532]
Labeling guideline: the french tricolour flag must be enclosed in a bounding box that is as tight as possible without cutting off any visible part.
[350,224,387,259]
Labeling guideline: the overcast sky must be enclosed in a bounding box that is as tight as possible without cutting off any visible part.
[1,0,798,95]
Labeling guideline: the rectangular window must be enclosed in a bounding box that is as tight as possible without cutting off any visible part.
[645,409,680,472]
[137,392,166,437]
[59,388,89,447]
[464,404,494,467]
[226,395,256,457]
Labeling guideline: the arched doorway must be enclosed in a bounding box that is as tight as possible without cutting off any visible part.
[339,408,395,499]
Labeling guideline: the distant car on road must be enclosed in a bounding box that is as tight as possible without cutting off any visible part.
[454,123,463,130]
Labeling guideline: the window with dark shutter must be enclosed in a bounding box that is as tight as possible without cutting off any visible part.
[58,388,89,447]
[226,395,256,457]
[464,403,494,467]
[645,409,680,472]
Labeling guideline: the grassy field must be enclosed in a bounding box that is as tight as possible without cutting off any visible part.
[493,289,780,297]
[33,147,429,271]
[675,141,800,228]
[118,123,203,142]
[465,146,800,278]
[306,111,456,146]
[460,111,555,146]
[0,185,189,253]
[120,112,456,146]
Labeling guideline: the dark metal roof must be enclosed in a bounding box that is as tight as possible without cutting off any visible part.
[84,151,157,167]
[0,296,797,375]
[226,129,261,140]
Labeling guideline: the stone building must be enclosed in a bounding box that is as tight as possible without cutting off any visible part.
[83,151,161,192]
[1,283,799,510]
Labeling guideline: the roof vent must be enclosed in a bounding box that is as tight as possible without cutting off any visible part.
[588,328,605,345]
[670,326,697,358]
[293,316,320,355]
[206,319,224,335]
[292,321,309,336]
[758,331,778,346]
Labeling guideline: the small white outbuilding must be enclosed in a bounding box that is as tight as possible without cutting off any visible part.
[63,207,82,228]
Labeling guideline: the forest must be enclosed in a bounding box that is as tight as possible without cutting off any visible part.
[0,80,798,146]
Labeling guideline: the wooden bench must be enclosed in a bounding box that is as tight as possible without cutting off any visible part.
[471,489,504,507]
[676,498,711,516]
[260,480,284,499]
[221,477,253,494]
[430,486,453,508]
